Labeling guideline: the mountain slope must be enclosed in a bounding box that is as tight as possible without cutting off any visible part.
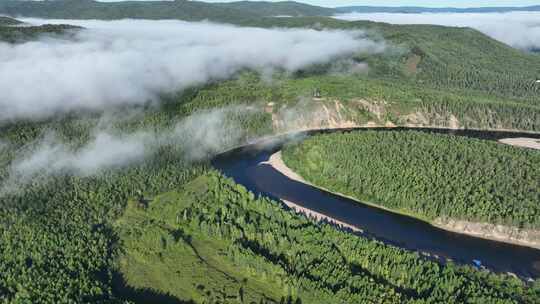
[2,13,539,102]
[0,0,332,21]
[0,17,80,42]
[1,14,540,303]
[215,0,333,16]
[367,21,540,99]
[3,1,539,19]
[237,16,540,100]
[336,5,540,14]
[0,16,22,25]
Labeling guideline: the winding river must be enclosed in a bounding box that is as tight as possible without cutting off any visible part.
[213,127,540,279]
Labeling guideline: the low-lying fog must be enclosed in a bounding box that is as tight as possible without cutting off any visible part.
[1,105,259,193]
[334,11,540,52]
[0,19,389,191]
[0,19,385,122]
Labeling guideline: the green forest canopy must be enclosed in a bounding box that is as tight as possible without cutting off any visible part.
[282,130,540,228]
[0,16,21,26]
[116,173,539,303]
[1,0,539,20]
[2,16,539,133]
[0,14,540,303]
[0,0,333,22]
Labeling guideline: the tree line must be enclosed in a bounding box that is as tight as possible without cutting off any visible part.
[282,130,540,229]
[140,171,538,303]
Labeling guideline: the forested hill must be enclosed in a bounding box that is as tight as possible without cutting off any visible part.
[1,9,540,303]
[2,13,539,102]
[336,5,540,14]
[0,0,332,21]
[235,16,540,101]
[0,16,22,26]
[2,0,539,20]
[214,1,334,17]
[2,12,540,103]
[0,17,80,43]
[373,21,540,99]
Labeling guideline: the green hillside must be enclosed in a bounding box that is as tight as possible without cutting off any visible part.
[0,0,332,22]
[1,10,540,304]
[115,173,538,303]
[215,0,334,17]
[0,16,21,26]
[2,0,539,100]
[2,0,538,20]
[1,16,538,131]
[336,5,540,13]
[387,24,540,99]
[234,17,540,130]
[238,17,540,100]
[0,23,80,43]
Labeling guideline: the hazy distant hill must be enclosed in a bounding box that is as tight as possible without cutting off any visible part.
[0,0,333,21]
[215,1,334,17]
[336,5,540,14]
[0,17,80,43]
[0,16,22,25]
[2,0,539,22]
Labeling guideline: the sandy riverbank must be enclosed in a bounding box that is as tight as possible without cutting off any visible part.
[499,137,540,150]
[266,151,540,250]
[260,152,361,233]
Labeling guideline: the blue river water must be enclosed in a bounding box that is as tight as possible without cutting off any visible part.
[213,128,540,279]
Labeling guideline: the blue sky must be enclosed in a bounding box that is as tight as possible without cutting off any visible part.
[199,1,539,7]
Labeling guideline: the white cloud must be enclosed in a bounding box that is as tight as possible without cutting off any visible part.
[0,19,385,122]
[334,12,540,51]
[5,106,254,187]
[13,131,151,177]
[172,106,251,161]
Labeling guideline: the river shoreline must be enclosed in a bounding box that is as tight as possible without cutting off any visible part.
[498,137,540,150]
[268,151,540,250]
[217,124,540,159]
[259,153,361,232]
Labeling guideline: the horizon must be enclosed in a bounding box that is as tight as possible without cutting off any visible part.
[90,0,540,8]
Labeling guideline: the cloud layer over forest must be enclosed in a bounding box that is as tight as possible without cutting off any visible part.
[2,106,252,192]
[335,12,540,51]
[0,19,385,122]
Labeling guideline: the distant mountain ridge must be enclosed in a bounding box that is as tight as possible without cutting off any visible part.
[0,0,333,22]
[336,5,540,14]
[215,1,334,17]
[0,16,22,25]
[1,1,539,22]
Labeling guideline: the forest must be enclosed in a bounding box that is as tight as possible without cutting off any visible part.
[0,0,332,22]
[2,14,540,119]
[282,131,540,228]
[115,173,539,303]
[0,20,80,43]
[2,0,538,21]
[0,16,21,26]
[238,17,540,101]
[0,12,539,304]
[335,5,540,13]
[3,1,540,100]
